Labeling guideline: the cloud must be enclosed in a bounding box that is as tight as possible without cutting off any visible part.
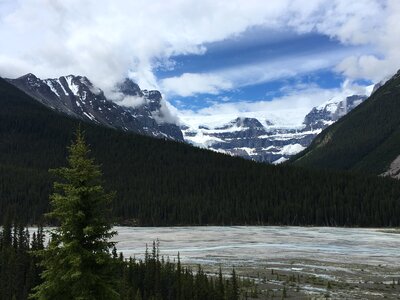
[105,90,180,124]
[112,94,148,108]
[334,0,400,82]
[336,55,387,82]
[161,46,360,97]
[0,0,398,96]
[0,0,290,90]
[161,73,233,97]
[178,81,371,129]
[153,99,181,125]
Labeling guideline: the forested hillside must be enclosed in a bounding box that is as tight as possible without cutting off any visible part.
[1,77,400,226]
[292,70,400,175]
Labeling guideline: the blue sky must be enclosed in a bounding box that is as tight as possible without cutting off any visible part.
[158,31,348,77]
[0,0,399,126]
[156,28,372,111]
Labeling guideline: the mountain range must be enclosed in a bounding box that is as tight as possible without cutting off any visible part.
[6,73,374,164]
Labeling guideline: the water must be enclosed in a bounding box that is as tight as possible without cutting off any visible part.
[113,226,400,267]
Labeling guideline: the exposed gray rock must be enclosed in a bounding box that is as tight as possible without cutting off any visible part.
[382,155,400,179]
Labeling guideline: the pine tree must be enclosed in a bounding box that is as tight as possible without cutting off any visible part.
[217,266,224,300]
[30,129,119,300]
[228,268,239,300]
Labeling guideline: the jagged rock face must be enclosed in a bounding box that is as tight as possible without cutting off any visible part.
[303,95,367,131]
[117,78,143,97]
[182,95,368,163]
[8,74,183,141]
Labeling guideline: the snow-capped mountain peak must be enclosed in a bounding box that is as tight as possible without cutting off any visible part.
[8,74,183,141]
[181,93,369,163]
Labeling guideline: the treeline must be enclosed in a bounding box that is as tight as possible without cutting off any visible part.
[0,225,241,300]
[114,243,240,300]
[1,77,400,226]
[0,222,43,300]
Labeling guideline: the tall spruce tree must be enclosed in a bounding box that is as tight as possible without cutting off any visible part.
[31,129,119,300]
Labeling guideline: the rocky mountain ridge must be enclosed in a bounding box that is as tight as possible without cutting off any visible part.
[7,73,183,141]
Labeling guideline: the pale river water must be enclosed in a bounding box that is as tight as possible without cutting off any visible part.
[113,226,400,267]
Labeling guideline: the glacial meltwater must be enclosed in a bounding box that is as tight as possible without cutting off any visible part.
[113,226,400,266]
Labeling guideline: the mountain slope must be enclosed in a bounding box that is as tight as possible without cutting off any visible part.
[1,76,400,226]
[292,70,400,175]
[7,73,183,141]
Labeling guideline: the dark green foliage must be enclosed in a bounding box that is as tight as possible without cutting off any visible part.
[0,223,44,300]
[217,267,225,299]
[228,268,239,300]
[0,226,240,300]
[116,244,238,300]
[30,131,119,300]
[292,71,400,174]
[1,77,400,226]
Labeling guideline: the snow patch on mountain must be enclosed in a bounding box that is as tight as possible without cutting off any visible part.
[44,79,60,97]
[65,75,79,96]
[184,130,225,147]
[272,157,289,165]
[277,144,306,155]
[57,79,69,96]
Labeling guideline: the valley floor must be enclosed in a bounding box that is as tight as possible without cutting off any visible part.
[113,226,400,299]
[31,226,400,299]
[202,257,400,299]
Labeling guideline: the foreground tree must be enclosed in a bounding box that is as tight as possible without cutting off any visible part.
[31,129,119,300]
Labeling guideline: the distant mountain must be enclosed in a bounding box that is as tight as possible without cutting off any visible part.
[302,94,367,131]
[182,94,368,163]
[292,70,400,176]
[7,73,183,141]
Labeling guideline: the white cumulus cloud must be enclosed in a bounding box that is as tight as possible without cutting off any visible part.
[161,73,233,97]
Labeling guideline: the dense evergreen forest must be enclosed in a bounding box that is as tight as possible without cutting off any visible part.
[292,70,400,174]
[1,77,400,226]
[1,132,242,300]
